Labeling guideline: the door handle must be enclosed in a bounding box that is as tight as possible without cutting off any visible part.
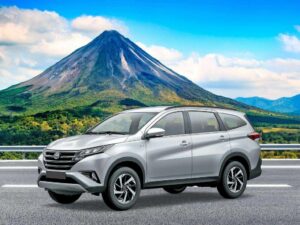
[219,135,226,141]
[180,140,189,147]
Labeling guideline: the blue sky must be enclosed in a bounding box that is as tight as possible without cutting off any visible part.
[0,0,300,98]
[2,0,300,58]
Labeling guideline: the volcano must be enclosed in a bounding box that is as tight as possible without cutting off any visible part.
[0,30,250,114]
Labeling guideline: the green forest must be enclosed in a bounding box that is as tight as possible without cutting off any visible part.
[0,106,299,159]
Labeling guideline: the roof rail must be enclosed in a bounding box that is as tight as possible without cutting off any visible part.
[165,105,238,111]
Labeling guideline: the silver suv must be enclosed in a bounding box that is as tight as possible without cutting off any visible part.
[37,106,262,210]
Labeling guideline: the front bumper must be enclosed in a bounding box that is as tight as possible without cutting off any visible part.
[37,170,105,194]
[37,152,112,194]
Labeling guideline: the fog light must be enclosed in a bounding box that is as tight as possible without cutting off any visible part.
[81,171,100,183]
[91,172,98,182]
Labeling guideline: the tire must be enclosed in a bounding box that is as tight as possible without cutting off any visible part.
[217,161,247,199]
[48,191,81,204]
[163,185,186,194]
[102,167,141,210]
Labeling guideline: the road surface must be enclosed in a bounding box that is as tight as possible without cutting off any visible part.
[0,160,299,225]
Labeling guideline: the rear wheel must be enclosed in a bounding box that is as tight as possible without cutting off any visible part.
[102,167,141,210]
[163,185,186,194]
[217,161,247,199]
[48,191,81,204]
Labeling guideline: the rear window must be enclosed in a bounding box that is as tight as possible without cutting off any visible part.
[188,111,220,133]
[219,113,247,130]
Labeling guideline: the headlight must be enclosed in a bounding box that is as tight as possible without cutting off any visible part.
[42,147,47,157]
[75,144,113,161]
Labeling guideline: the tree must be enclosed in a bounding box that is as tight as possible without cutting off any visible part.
[60,123,70,134]
[40,121,52,131]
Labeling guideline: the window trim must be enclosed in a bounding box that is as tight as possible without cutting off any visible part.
[185,110,224,135]
[218,112,247,131]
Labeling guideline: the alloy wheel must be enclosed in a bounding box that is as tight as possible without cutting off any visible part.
[113,173,137,204]
[226,166,244,193]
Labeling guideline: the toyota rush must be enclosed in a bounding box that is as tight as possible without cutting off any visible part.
[37,106,262,210]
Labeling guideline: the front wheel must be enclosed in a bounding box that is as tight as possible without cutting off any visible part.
[217,161,247,199]
[163,185,186,194]
[102,167,141,210]
[48,191,81,204]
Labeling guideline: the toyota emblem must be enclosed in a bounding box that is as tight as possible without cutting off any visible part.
[53,152,60,160]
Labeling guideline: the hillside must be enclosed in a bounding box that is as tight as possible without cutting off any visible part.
[236,95,300,115]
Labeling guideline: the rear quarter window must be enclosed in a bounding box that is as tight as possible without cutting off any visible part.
[219,113,247,130]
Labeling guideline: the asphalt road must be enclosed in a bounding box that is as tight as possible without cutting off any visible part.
[0,160,299,225]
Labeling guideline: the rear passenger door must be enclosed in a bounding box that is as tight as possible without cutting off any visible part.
[218,113,259,162]
[188,111,231,178]
[219,113,249,140]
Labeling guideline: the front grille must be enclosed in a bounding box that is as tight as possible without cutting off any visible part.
[44,150,79,170]
[39,175,77,184]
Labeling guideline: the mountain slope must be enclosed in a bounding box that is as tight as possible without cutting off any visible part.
[0,30,251,115]
[236,95,300,115]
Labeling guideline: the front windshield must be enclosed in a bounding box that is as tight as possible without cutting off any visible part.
[88,112,157,135]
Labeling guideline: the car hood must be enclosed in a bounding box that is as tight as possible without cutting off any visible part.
[47,134,129,150]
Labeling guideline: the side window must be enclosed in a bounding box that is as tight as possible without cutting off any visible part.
[188,111,220,133]
[152,112,185,136]
[219,113,247,130]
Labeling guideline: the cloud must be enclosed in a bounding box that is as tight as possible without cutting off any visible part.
[135,43,299,98]
[169,53,300,99]
[71,15,128,35]
[136,42,183,64]
[278,25,300,53]
[279,34,300,53]
[0,45,43,88]
[0,7,68,45]
[30,33,91,57]
[0,6,127,90]
[135,41,300,99]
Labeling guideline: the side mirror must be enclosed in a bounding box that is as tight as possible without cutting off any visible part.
[145,128,165,139]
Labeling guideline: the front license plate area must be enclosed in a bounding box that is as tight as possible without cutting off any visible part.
[46,171,66,180]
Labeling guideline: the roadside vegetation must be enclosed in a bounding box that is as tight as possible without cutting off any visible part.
[0,108,299,159]
[260,151,299,159]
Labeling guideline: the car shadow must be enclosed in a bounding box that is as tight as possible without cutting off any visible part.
[47,199,110,212]
[136,191,252,209]
[46,191,253,211]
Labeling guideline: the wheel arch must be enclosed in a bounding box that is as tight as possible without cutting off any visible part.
[219,152,251,180]
[104,157,145,188]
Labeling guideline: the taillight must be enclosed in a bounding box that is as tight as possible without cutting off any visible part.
[248,132,261,141]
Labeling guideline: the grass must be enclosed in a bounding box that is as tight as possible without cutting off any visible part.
[261,151,299,159]
[259,127,300,133]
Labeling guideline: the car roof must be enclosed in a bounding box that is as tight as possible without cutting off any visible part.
[123,106,245,116]
[123,106,170,113]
